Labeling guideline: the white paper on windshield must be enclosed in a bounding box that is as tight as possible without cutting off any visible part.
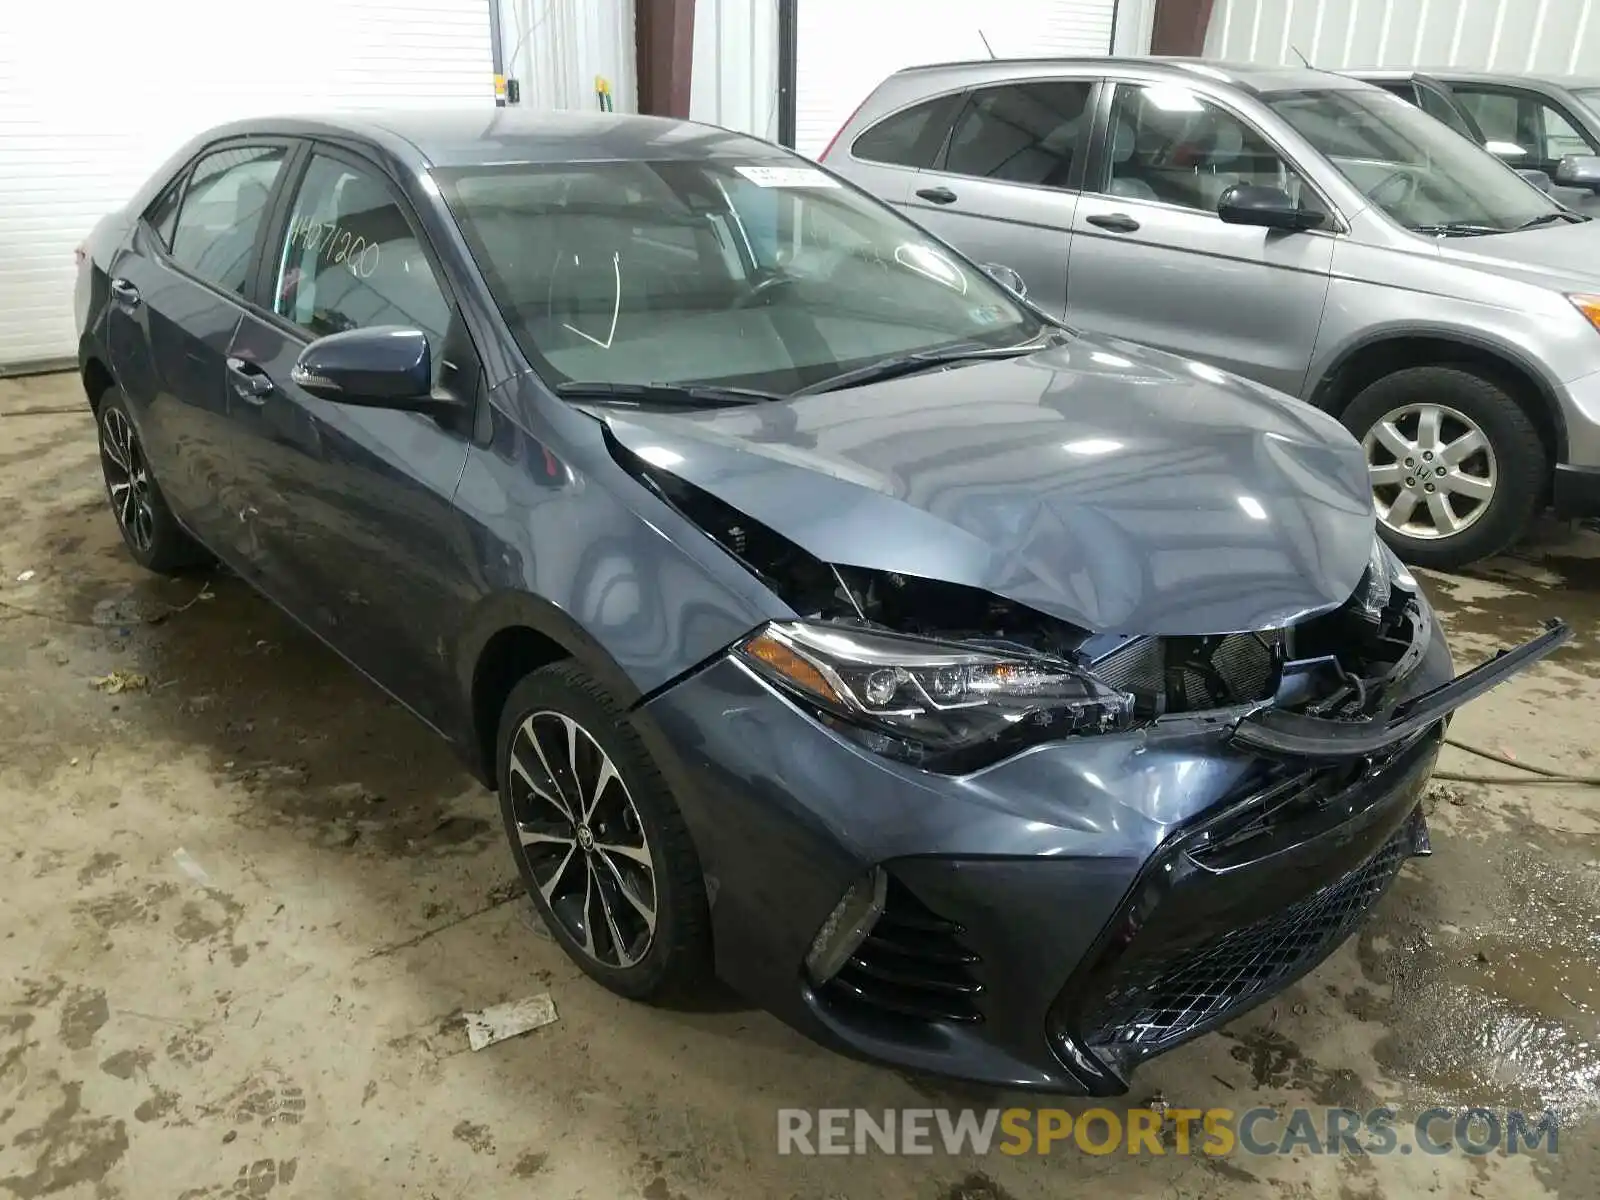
[735,165,840,189]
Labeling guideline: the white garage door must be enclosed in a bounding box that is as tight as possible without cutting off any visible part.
[0,0,494,370]
[795,0,1117,158]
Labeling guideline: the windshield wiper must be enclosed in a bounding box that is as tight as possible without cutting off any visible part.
[556,381,780,408]
[1516,210,1590,230]
[792,334,1056,397]
[1409,221,1505,237]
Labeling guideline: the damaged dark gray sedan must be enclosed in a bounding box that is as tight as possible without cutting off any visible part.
[76,110,1568,1093]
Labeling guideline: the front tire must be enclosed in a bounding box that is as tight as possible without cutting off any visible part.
[1341,365,1546,571]
[495,662,711,1001]
[96,388,208,573]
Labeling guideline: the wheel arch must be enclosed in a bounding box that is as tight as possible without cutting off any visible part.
[1307,327,1567,466]
[456,591,644,789]
[81,354,116,414]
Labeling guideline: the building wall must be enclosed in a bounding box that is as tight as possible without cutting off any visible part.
[1205,0,1599,74]
[691,0,780,139]
[499,0,638,114]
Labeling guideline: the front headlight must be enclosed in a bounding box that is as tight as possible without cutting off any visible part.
[1354,533,1418,622]
[735,621,1134,769]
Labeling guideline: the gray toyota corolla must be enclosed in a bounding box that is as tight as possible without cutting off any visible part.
[75,110,1566,1093]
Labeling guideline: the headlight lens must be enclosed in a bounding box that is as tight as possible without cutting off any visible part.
[736,621,1134,768]
[1354,533,1418,622]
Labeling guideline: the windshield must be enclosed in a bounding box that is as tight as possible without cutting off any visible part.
[1265,86,1562,233]
[435,158,1043,394]
[1573,87,1600,125]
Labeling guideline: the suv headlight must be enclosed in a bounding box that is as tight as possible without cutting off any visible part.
[735,621,1134,769]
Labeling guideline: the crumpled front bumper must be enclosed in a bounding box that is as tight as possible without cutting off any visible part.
[630,617,1569,1092]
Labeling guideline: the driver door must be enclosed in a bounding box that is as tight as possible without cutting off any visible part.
[1066,82,1335,397]
[223,145,479,726]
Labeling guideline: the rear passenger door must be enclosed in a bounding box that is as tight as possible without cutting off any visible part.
[223,146,481,726]
[1066,81,1334,396]
[104,143,290,543]
[902,79,1095,317]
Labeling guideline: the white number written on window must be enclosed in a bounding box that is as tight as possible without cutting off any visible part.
[288,214,382,279]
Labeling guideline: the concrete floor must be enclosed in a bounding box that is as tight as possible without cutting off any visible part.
[0,370,1596,1200]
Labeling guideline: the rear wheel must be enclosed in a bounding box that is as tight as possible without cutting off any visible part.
[96,388,208,573]
[495,663,711,1000]
[1341,365,1546,571]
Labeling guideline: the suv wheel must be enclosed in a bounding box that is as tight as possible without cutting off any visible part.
[494,662,710,1000]
[1341,365,1546,571]
[96,388,208,573]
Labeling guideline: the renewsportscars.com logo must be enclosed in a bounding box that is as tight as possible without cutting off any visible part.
[776,1106,1563,1157]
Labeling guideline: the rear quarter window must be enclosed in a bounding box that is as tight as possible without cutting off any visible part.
[850,94,963,168]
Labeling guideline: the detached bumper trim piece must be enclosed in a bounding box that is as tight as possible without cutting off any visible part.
[1230,620,1570,760]
[1553,463,1600,518]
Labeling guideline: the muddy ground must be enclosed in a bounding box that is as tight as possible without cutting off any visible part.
[0,371,1595,1199]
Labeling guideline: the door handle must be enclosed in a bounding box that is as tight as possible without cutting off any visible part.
[915,186,958,205]
[225,357,274,403]
[109,278,141,307]
[1086,213,1141,233]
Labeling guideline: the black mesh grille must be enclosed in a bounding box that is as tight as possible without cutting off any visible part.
[1081,826,1412,1051]
[821,878,984,1024]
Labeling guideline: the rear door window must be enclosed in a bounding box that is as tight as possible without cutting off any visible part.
[168,145,288,295]
[850,94,963,168]
[942,81,1092,188]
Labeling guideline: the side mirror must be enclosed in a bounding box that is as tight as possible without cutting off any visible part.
[1217,184,1326,231]
[1554,154,1600,193]
[980,262,1028,299]
[1517,168,1554,193]
[291,326,434,408]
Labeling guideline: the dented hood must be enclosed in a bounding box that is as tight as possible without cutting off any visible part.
[603,338,1377,635]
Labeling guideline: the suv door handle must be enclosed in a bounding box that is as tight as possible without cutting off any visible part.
[1086,213,1141,233]
[225,357,274,403]
[109,278,141,307]
[915,186,958,205]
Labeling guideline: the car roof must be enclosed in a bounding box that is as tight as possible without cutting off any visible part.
[185,109,790,170]
[1349,67,1600,90]
[891,55,1370,96]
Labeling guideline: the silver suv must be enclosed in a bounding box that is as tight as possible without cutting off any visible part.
[820,57,1600,569]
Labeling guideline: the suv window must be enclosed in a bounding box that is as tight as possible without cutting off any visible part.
[1416,87,1479,141]
[1453,85,1597,165]
[169,146,287,294]
[851,94,963,168]
[942,81,1092,187]
[272,154,452,354]
[1102,84,1320,216]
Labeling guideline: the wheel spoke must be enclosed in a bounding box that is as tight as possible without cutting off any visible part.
[1443,473,1493,502]
[591,863,634,965]
[1385,490,1420,528]
[1414,406,1443,452]
[584,756,619,824]
[1372,420,1413,459]
[577,862,598,958]
[596,849,656,933]
[1426,491,1462,535]
[510,740,574,824]
[521,719,576,823]
[1367,462,1405,486]
[560,714,581,793]
[538,843,578,905]
[595,840,651,866]
[102,415,131,472]
[1440,428,1487,467]
[133,503,154,549]
[518,825,575,850]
